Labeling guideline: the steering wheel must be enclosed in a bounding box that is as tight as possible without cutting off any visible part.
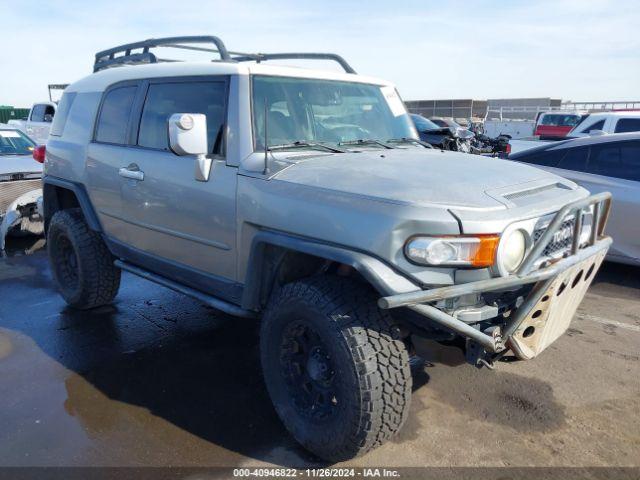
[328,125,372,142]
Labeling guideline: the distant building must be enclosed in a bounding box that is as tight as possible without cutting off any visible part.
[404,97,562,121]
[404,99,486,121]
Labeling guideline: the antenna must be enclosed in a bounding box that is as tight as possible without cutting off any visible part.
[263,98,270,175]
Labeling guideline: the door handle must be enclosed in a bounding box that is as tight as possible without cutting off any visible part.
[119,165,144,181]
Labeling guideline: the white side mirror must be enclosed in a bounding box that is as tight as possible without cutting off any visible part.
[588,129,606,136]
[168,113,211,181]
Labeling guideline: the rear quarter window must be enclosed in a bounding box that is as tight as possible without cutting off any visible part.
[50,93,77,137]
[95,86,137,144]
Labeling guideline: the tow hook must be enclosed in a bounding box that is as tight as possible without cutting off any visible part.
[466,326,503,369]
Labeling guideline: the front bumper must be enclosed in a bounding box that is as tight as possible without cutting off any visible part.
[378,192,612,360]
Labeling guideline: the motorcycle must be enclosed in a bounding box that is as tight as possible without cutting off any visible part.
[468,122,511,157]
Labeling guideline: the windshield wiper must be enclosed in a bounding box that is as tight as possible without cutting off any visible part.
[387,138,433,149]
[268,141,345,153]
[338,139,395,149]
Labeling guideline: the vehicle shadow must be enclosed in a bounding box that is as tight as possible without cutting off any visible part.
[1,252,436,467]
[56,313,435,467]
[59,311,329,467]
[591,261,640,289]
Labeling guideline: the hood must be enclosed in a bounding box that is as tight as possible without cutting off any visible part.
[0,154,42,176]
[272,148,575,210]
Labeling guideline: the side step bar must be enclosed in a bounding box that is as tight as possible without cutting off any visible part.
[114,260,258,319]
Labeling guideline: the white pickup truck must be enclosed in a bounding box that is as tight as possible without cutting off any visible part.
[8,101,57,144]
[8,85,69,144]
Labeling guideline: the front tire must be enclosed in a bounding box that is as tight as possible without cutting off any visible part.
[47,208,121,309]
[260,276,412,462]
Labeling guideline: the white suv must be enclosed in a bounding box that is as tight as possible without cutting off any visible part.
[569,111,640,137]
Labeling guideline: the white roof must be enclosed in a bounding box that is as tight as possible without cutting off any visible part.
[67,61,394,93]
[582,110,640,118]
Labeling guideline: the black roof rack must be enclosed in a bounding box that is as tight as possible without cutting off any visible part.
[232,52,355,74]
[93,35,356,74]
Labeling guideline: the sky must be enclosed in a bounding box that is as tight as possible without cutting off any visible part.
[1,0,638,106]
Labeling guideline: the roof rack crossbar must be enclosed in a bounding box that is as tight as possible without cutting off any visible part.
[232,52,356,74]
[94,36,231,72]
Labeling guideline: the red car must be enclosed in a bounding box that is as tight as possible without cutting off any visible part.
[534,112,585,139]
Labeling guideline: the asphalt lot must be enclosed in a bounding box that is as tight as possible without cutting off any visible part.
[0,239,638,469]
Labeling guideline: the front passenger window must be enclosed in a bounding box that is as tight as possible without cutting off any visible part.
[137,81,227,154]
[557,147,588,171]
[517,149,564,167]
[581,119,604,133]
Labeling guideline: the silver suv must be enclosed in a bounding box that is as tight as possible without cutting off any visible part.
[42,36,612,462]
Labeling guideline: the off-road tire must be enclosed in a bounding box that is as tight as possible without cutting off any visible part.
[47,208,120,309]
[260,275,412,462]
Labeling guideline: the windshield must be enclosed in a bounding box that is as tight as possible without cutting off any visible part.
[0,129,35,155]
[252,76,416,149]
[410,114,440,131]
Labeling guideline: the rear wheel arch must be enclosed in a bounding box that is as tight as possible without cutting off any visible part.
[43,179,101,233]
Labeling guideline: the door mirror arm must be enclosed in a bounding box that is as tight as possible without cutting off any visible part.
[194,154,213,182]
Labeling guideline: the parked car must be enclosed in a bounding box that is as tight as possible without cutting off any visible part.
[8,101,57,144]
[410,114,458,149]
[0,126,44,250]
[43,35,611,462]
[534,112,585,139]
[568,111,640,138]
[429,116,463,134]
[413,115,474,152]
[509,132,639,265]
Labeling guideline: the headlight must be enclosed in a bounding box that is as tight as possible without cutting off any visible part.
[497,229,527,275]
[404,235,499,267]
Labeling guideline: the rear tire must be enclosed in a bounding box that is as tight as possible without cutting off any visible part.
[260,275,412,462]
[47,208,120,309]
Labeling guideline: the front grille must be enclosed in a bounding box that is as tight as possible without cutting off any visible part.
[0,179,42,215]
[533,217,576,257]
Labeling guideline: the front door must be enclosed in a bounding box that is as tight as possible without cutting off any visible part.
[119,77,239,298]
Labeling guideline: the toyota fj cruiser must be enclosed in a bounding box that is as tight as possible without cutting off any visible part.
[42,36,612,462]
